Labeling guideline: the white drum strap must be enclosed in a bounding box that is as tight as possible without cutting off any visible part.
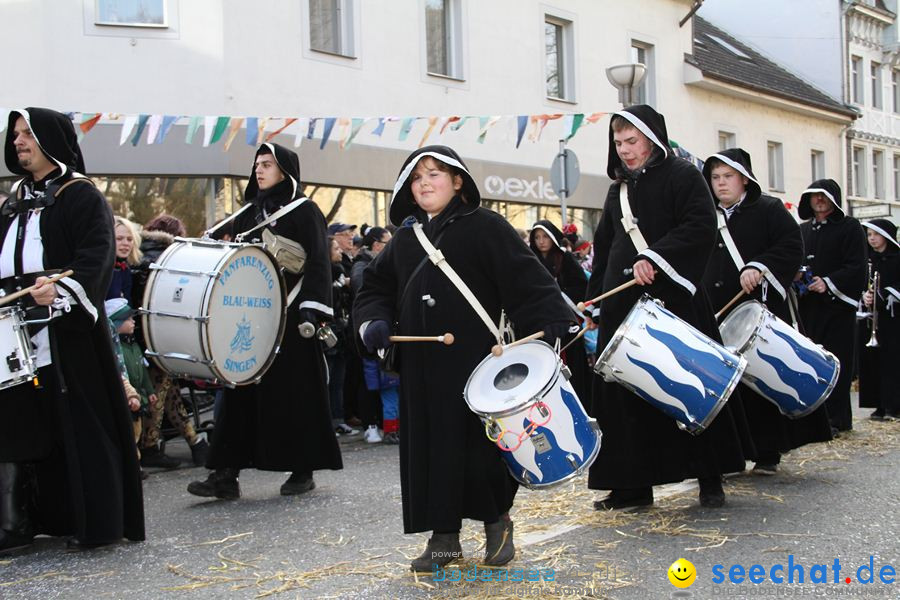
[787,288,800,330]
[235,197,308,242]
[287,277,304,307]
[203,203,254,238]
[717,211,745,270]
[412,223,501,343]
[619,183,648,254]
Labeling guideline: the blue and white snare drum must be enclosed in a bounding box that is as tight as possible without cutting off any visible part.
[719,300,839,418]
[594,295,746,434]
[464,340,601,489]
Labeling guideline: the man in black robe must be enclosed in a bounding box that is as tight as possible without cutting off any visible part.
[701,149,832,475]
[796,180,867,433]
[857,219,900,420]
[587,105,751,510]
[188,143,342,499]
[0,108,144,552]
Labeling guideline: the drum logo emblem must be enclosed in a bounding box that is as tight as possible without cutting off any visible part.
[230,316,255,354]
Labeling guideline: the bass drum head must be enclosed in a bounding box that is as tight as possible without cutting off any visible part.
[719,300,765,353]
[205,245,285,384]
[464,340,559,415]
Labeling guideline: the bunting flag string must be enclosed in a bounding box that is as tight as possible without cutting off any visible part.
[6,107,622,152]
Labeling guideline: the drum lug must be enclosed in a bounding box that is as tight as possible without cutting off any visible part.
[566,454,579,470]
[816,377,828,385]
[625,337,641,347]
[705,387,721,400]
[560,365,572,381]
[722,358,737,368]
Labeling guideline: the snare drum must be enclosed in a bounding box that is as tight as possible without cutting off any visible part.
[464,340,601,489]
[142,239,286,386]
[594,295,746,434]
[0,306,36,390]
[719,300,839,418]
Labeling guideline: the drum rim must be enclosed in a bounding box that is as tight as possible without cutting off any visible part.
[681,351,747,435]
[719,299,768,355]
[513,419,602,489]
[141,240,288,386]
[463,339,562,418]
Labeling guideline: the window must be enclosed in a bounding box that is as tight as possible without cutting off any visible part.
[851,55,863,104]
[893,70,899,113]
[894,154,900,200]
[873,150,884,199]
[426,0,462,79]
[767,141,784,191]
[631,41,656,106]
[810,150,825,181]
[309,0,355,57]
[545,16,575,101]
[871,61,883,109]
[718,131,736,151]
[95,0,167,27]
[852,146,866,196]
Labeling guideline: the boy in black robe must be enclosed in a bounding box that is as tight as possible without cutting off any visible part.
[0,107,144,552]
[796,180,867,433]
[701,149,832,475]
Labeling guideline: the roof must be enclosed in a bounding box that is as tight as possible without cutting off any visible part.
[688,16,857,118]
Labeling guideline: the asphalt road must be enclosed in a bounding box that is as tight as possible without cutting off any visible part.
[1,401,898,599]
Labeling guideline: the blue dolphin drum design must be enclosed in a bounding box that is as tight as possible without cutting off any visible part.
[594,295,747,434]
[719,300,839,418]
[464,340,602,489]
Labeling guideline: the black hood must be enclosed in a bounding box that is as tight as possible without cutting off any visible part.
[529,219,564,252]
[4,107,86,177]
[862,218,899,250]
[244,142,302,204]
[799,178,844,220]
[389,145,480,226]
[606,104,670,180]
[702,147,761,202]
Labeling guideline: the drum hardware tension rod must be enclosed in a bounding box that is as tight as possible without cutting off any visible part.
[491,330,544,357]
[576,278,640,312]
[387,333,455,345]
[0,270,75,308]
[142,309,210,322]
[148,264,219,278]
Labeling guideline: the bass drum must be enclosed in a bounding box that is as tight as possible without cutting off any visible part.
[142,238,286,386]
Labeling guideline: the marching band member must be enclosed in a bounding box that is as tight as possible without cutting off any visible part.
[353,145,573,572]
[701,149,832,475]
[0,108,144,552]
[796,180,867,433]
[857,219,900,421]
[187,143,342,500]
[587,105,751,510]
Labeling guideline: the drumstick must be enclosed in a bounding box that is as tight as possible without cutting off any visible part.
[389,333,455,345]
[560,326,588,353]
[491,331,544,357]
[0,270,74,307]
[576,278,639,312]
[715,290,746,320]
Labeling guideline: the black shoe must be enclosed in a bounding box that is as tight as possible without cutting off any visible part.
[593,488,653,511]
[410,533,462,572]
[140,445,181,469]
[752,463,778,476]
[189,439,209,467]
[187,469,240,500]
[280,472,315,496]
[0,529,33,555]
[65,538,112,552]
[870,410,886,421]
[698,476,726,508]
[0,463,34,554]
[831,426,841,439]
[484,514,515,566]
[383,431,400,445]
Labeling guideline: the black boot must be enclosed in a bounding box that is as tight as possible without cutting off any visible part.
[189,439,209,467]
[280,471,315,496]
[484,513,515,566]
[187,468,240,499]
[698,476,725,508]
[409,532,462,572]
[0,463,35,554]
[593,487,653,510]
[140,445,181,469]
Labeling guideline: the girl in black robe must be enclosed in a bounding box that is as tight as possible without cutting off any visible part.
[529,220,590,403]
[353,146,573,572]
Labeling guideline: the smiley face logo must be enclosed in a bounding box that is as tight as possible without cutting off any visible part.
[668,558,696,588]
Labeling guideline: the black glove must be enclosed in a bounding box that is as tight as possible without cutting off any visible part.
[542,321,571,348]
[363,320,392,353]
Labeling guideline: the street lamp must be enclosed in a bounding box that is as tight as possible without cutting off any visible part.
[605,63,647,107]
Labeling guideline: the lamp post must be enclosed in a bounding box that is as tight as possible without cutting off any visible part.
[605,63,648,107]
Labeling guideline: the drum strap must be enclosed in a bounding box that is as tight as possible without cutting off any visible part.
[618,183,648,254]
[203,203,254,238]
[235,197,307,242]
[716,211,745,270]
[411,223,502,343]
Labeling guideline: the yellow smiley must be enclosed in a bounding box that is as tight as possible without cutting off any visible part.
[668,558,697,588]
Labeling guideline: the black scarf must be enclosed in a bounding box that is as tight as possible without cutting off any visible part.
[252,178,293,217]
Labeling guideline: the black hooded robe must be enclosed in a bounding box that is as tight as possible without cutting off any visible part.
[206,143,342,474]
[353,146,573,534]
[797,179,867,431]
[0,108,144,543]
[701,149,832,461]
[857,220,900,416]
[587,106,751,492]
[529,220,590,403]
